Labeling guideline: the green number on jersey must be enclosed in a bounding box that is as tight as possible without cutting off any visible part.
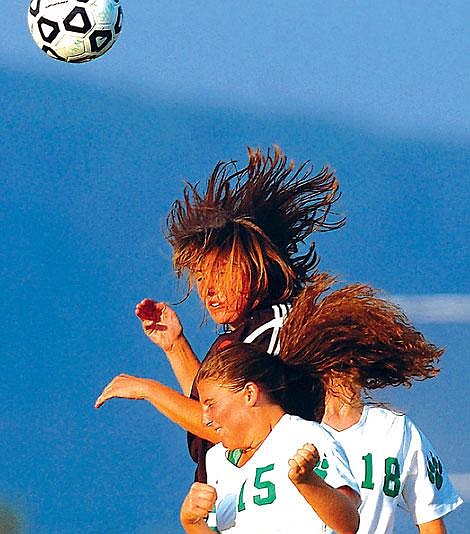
[383,457,401,497]
[238,480,247,512]
[361,452,375,489]
[253,464,276,506]
[360,453,402,497]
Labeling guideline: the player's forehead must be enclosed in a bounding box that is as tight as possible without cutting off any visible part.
[197,379,232,403]
[192,249,244,276]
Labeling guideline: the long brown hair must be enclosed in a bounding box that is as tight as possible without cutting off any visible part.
[166,146,344,308]
[280,273,444,396]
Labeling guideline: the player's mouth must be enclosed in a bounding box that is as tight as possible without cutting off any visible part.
[211,421,223,434]
[207,299,225,310]
[210,423,223,435]
[205,419,222,433]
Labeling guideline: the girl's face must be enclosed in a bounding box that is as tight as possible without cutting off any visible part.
[193,252,252,328]
[198,379,251,450]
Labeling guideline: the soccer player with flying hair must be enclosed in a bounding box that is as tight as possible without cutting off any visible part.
[95,146,344,482]
[181,343,360,533]
[279,273,463,534]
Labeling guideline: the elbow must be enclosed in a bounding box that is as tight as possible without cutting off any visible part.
[350,518,360,534]
[338,488,360,534]
[350,511,360,534]
[338,512,360,534]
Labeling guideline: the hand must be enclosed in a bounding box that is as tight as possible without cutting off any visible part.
[135,299,183,352]
[288,443,320,485]
[95,374,151,409]
[180,482,217,526]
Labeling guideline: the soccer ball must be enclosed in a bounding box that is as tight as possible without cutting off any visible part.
[28,0,123,63]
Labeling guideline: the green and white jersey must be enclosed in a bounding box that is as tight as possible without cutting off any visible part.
[206,414,358,533]
[322,405,463,533]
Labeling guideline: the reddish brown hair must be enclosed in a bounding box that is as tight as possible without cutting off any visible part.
[166,146,344,309]
[279,273,444,396]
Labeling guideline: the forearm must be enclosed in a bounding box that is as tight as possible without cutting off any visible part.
[142,379,218,442]
[418,518,447,534]
[294,477,359,534]
[164,334,200,396]
[181,520,214,534]
[181,519,213,534]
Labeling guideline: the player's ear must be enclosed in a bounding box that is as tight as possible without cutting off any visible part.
[243,382,260,407]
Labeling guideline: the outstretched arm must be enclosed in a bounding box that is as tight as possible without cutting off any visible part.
[418,518,447,534]
[288,443,360,534]
[95,374,219,442]
[180,483,217,534]
[135,299,200,396]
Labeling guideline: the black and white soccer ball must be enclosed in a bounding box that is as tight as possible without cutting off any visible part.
[28,0,123,63]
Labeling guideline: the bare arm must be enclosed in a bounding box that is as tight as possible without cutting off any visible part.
[418,518,447,534]
[288,443,360,534]
[180,483,217,534]
[95,374,219,442]
[163,334,201,397]
[135,299,200,396]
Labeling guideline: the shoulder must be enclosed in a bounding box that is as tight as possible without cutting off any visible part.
[400,413,439,452]
[278,414,337,447]
[363,404,407,430]
[323,405,408,448]
[242,302,292,355]
[207,302,292,357]
[361,407,435,459]
[249,302,292,325]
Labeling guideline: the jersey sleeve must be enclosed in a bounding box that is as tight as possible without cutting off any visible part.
[399,417,463,524]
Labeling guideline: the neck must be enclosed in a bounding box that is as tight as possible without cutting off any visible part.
[323,389,364,431]
[238,406,284,466]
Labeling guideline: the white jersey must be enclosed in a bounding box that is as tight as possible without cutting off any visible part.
[322,405,463,533]
[206,414,359,533]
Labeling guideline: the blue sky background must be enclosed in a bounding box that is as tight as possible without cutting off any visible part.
[1,1,469,532]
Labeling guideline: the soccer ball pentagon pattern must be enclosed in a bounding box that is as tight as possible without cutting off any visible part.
[28,0,123,63]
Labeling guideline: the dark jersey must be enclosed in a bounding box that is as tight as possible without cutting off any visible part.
[188,302,291,482]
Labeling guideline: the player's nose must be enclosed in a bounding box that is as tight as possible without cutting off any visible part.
[207,285,216,296]
[202,407,212,427]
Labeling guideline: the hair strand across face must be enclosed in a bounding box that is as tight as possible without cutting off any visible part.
[166,146,345,306]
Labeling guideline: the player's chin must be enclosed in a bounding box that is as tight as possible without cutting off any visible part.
[212,311,243,328]
[208,309,230,325]
[219,433,237,450]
